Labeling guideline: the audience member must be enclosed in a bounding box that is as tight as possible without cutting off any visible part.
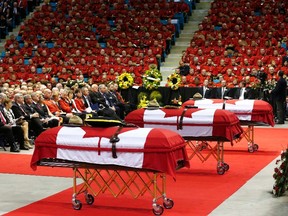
[199,79,211,99]
[2,98,32,150]
[30,92,60,128]
[234,81,255,100]
[42,89,71,123]
[12,93,44,137]
[216,80,230,99]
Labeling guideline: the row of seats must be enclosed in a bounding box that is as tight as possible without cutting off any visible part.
[179,0,288,87]
[1,0,194,81]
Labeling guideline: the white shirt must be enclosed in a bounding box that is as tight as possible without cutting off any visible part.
[239,87,246,100]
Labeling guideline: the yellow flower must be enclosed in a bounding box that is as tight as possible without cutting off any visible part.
[142,67,162,90]
[167,73,181,90]
[117,73,134,89]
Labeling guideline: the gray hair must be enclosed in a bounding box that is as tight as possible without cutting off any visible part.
[14,93,24,101]
[0,92,7,100]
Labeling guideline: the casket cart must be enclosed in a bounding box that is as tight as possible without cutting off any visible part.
[125,107,243,175]
[182,99,275,152]
[31,125,189,215]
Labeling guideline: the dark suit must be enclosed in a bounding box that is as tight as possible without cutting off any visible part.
[216,87,230,99]
[1,108,26,149]
[89,91,122,121]
[12,102,44,137]
[271,76,287,123]
[282,55,288,65]
[107,90,125,119]
[89,91,107,110]
[199,86,211,99]
[82,95,92,109]
[234,87,254,99]
[31,102,59,128]
[11,102,31,120]
[0,109,19,151]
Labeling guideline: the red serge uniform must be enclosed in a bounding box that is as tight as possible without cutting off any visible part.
[43,99,61,114]
[74,97,86,112]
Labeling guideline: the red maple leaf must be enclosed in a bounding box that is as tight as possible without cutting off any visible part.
[212,99,237,105]
[163,108,198,119]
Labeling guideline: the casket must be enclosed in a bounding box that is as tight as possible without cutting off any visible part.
[182,99,274,153]
[31,126,190,178]
[125,107,243,141]
[31,126,190,213]
[182,99,274,126]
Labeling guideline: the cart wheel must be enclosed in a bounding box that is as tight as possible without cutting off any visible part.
[253,144,259,151]
[73,200,82,210]
[223,163,229,171]
[85,194,94,205]
[248,146,254,153]
[217,167,225,175]
[163,198,174,209]
[152,204,164,215]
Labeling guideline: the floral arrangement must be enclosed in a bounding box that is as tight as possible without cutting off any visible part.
[272,148,288,197]
[251,77,277,90]
[150,90,163,106]
[137,93,149,109]
[117,72,134,89]
[263,79,276,91]
[142,64,162,90]
[64,79,86,88]
[167,73,181,90]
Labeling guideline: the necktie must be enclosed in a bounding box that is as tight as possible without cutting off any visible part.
[85,96,91,108]
[19,105,27,115]
[29,105,34,112]
[203,87,206,98]
[0,111,6,124]
[102,93,111,106]
[222,88,225,99]
[37,103,42,110]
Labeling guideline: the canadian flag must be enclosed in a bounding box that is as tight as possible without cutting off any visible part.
[125,108,243,141]
[143,108,215,137]
[193,99,254,121]
[31,126,189,178]
[182,99,274,126]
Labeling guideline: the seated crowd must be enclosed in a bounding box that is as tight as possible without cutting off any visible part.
[1,0,287,152]
[175,0,288,89]
[1,0,192,87]
[0,80,132,152]
[0,0,41,39]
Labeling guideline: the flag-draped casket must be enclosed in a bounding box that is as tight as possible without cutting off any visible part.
[182,99,274,126]
[31,126,190,179]
[125,108,243,141]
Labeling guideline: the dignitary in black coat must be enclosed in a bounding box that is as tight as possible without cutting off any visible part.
[199,79,212,99]
[270,70,287,124]
[216,80,230,99]
[11,93,45,137]
[234,81,253,99]
[89,84,122,121]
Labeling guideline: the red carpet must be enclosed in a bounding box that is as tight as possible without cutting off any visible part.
[3,128,288,216]
[0,154,73,177]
